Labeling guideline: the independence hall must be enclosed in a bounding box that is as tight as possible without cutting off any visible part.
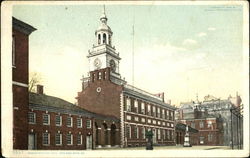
[12,7,176,150]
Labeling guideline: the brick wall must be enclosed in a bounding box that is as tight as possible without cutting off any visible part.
[28,109,93,150]
[12,29,29,149]
[77,68,123,119]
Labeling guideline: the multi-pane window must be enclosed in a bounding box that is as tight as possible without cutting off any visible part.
[77,118,82,128]
[42,132,50,145]
[162,109,165,119]
[166,110,169,119]
[126,98,131,112]
[67,117,73,127]
[208,134,213,142]
[141,102,145,114]
[55,115,62,126]
[86,120,91,128]
[152,106,156,117]
[207,121,212,128]
[169,111,172,120]
[157,108,161,118]
[191,122,195,129]
[157,129,161,139]
[163,129,166,140]
[169,130,172,140]
[55,133,62,145]
[153,120,156,124]
[28,112,36,124]
[147,119,151,124]
[126,125,131,139]
[67,133,73,145]
[141,118,145,123]
[98,72,102,80]
[167,130,170,140]
[142,127,145,139]
[43,114,50,125]
[147,105,151,115]
[200,121,204,128]
[134,116,139,122]
[77,134,82,145]
[162,122,166,126]
[134,100,138,113]
[158,121,161,125]
[134,126,139,139]
[126,115,131,120]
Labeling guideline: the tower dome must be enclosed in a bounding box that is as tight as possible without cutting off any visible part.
[95,5,113,46]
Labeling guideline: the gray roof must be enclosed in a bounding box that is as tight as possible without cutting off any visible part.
[29,92,119,122]
[13,17,36,35]
[123,87,176,110]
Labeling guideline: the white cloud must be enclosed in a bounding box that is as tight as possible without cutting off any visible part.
[197,32,207,37]
[182,38,197,45]
[208,27,216,31]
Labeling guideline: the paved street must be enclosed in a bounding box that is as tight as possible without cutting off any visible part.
[96,145,232,150]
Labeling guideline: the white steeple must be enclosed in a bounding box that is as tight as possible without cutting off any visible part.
[88,6,121,79]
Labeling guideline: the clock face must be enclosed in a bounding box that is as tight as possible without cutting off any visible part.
[94,58,101,69]
[109,59,116,72]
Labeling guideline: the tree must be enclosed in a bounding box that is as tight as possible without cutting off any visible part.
[29,72,42,92]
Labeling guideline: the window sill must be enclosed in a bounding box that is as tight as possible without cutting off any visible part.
[29,122,36,125]
[12,65,16,68]
[55,144,62,146]
[42,144,50,146]
[43,124,50,126]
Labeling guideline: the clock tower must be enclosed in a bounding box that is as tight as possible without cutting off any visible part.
[87,6,121,79]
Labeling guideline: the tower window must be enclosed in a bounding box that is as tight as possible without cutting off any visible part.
[103,33,106,44]
[108,34,111,45]
[98,72,102,80]
[98,34,101,44]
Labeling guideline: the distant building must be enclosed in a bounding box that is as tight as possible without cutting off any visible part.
[12,17,36,149]
[176,93,243,146]
[76,8,176,148]
[175,123,198,146]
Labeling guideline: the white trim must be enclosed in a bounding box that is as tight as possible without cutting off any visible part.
[124,122,175,130]
[124,111,175,123]
[120,92,125,147]
[12,81,28,88]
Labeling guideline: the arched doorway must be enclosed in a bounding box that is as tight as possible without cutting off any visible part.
[95,122,100,147]
[101,123,108,146]
[111,124,116,146]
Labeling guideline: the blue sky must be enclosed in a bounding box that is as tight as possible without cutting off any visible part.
[13,4,245,105]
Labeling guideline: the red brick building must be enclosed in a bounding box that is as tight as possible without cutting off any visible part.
[28,86,118,150]
[12,17,36,149]
[76,8,176,148]
[175,123,198,145]
[176,105,224,146]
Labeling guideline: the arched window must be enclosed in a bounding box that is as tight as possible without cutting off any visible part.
[98,34,101,44]
[103,33,106,44]
[108,34,111,45]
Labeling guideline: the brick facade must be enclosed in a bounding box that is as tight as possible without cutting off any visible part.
[12,17,36,149]
[28,109,93,150]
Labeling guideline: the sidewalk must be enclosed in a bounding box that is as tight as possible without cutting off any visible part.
[96,145,232,150]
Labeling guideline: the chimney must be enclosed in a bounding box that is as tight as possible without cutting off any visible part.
[37,84,44,94]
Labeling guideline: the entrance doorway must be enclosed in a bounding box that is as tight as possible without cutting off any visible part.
[28,133,36,149]
[86,135,92,150]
